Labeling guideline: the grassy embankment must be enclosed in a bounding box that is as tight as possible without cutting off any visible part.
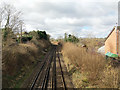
[2,38,51,88]
[62,38,120,88]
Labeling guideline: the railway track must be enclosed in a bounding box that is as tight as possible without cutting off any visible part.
[27,45,73,89]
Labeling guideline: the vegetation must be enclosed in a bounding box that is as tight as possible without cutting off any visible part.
[16,30,49,43]
[2,27,51,88]
[20,36,33,42]
[2,37,51,88]
[62,42,120,88]
[1,3,51,88]
[0,3,25,45]
[64,33,79,43]
[79,38,105,49]
[29,30,49,40]
[1,2,120,89]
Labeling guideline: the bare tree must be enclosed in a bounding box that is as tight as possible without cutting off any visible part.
[2,3,22,31]
[85,32,95,38]
[19,20,25,43]
[0,3,24,43]
[0,3,4,29]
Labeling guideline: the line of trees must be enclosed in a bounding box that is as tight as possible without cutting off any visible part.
[0,3,50,45]
[29,30,50,40]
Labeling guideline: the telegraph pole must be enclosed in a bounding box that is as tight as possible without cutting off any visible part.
[20,20,23,43]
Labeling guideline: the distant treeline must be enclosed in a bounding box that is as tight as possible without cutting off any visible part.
[64,33,79,43]
[2,27,50,44]
[29,30,50,40]
[18,30,50,43]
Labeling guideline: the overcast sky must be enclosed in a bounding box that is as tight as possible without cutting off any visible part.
[0,0,119,38]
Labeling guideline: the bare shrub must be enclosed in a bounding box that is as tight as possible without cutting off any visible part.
[100,66,120,88]
[2,43,38,76]
[62,42,106,83]
[62,42,120,88]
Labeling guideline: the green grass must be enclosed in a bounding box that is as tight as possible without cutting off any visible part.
[3,61,38,88]
[14,66,34,88]
[14,60,39,88]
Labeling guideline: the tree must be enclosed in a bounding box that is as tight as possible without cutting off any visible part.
[29,30,49,40]
[2,3,22,31]
[19,20,24,43]
[64,33,68,42]
[0,5,3,29]
[37,31,48,40]
[0,3,23,42]
[64,33,79,43]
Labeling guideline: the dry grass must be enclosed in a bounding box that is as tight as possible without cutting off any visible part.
[31,38,51,49]
[2,38,51,88]
[62,42,120,88]
[79,38,105,51]
[100,66,119,88]
[2,43,39,88]
[62,43,105,80]
[2,43,38,75]
[2,38,51,76]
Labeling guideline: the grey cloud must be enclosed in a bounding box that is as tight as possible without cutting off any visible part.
[0,0,118,38]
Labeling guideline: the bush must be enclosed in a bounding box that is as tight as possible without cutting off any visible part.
[62,42,120,88]
[29,30,49,40]
[37,31,48,40]
[62,43,105,87]
[27,36,33,41]
[64,33,79,43]
[20,36,33,43]
[63,42,105,78]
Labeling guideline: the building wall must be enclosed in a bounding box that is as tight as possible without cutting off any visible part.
[105,27,117,54]
[118,31,120,55]
[117,26,120,55]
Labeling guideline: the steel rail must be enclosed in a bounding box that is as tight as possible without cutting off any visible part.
[30,46,54,90]
[57,47,67,90]
[41,46,56,89]
[52,46,57,90]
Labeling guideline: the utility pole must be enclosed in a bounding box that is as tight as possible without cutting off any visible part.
[0,9,2,30]
[0,13,2,48]
[20,20,23,43]
[0,16,1,29]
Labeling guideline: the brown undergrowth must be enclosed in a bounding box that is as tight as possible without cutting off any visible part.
[62,42,120,88]
[2,38,51,88]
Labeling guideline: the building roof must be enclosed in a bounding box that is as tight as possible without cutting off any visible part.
[105,26,116,42]
[105,26,120,42]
